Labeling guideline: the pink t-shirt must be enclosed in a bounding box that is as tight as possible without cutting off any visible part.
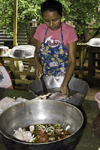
[34,23,78,48]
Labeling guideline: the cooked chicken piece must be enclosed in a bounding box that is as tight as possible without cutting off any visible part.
[13,127,34,142]
[13,128,24,141]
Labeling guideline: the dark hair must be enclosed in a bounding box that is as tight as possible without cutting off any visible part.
[41,0,62,16]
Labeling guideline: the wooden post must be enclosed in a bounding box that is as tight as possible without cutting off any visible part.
[13,0,18,47]
[13,0,20,74]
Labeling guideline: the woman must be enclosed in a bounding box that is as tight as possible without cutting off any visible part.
[34,0,78,96]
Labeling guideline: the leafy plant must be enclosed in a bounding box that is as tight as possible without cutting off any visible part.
[67,0,100,42]
[0,0,100,42]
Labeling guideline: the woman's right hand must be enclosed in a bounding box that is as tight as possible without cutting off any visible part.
[35,63,43,79]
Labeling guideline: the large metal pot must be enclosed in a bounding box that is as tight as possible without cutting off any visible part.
[28,76,89,106]
[0,100,84,150]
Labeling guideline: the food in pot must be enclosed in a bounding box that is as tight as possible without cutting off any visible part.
[13,123,71,143]
[49,92,67,100]
[36,92,67,100]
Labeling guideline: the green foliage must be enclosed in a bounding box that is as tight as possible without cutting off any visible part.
[67,0,100,41]
[0,0,100,41]
[0,0,14,36]
[0,0,44,36]
[18,0,43,25]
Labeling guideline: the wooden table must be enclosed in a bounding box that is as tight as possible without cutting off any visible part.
[77,43,87,79]
[0,43,86,86]
[0,55,35,85]
[87,46,100,84]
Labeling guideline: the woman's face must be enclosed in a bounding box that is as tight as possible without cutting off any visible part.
[43,10,62,30]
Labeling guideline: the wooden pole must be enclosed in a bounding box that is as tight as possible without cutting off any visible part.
[13,0,18,47]
[13,0,20,74]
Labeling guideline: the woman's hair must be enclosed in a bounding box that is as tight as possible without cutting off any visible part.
[41,0,62,16]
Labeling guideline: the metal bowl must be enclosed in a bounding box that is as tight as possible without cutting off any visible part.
[9,45,35,58]
[28,76,89,106]
[0,100,84,150]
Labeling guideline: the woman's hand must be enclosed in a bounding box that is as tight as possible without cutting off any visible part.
[35,63,43,79]
[61,83,69,96]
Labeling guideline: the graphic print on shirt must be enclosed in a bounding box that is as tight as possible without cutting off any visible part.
[0,70,4,82]
[45,36,61,47]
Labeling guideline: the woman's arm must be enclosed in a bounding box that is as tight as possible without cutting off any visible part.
[61,41,77,96]
[34,39,43,79]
